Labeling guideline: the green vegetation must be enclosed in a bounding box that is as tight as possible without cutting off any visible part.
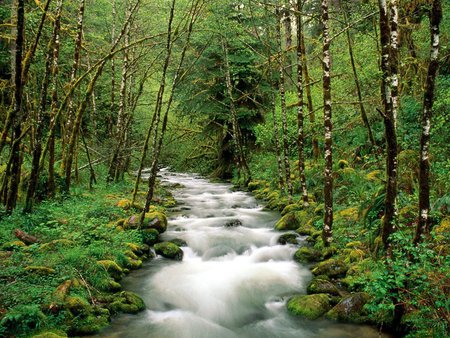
[0,0,449,337]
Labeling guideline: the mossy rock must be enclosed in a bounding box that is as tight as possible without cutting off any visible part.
[1,240,26,251]
[276,197,291,212]
[287,294,332,320]
[314,203,324,216]
[342,248,365,263]
[116,199,132,210]
[277,233,300,245]
[109,291,145,314]
[32,330,68,338]
[97,260,124,281]
[24,266,56,275]
[124,250,139,260]
[345,241,363,249]
[281,203,303,216]
[142,228,159,246]
[307,277,341,296]
[105,279,122,292]
[142,212,168,233]
[40,239,75,251]
[275,210,311,231]
[68,312,109,335]
[154,242,183,261]
[325,292,370,323]
[295,221,315,236]
[126,242,151,256]
[169,238,188,247]
[123,256,142,270]
[312,259,348,278]
[294,246,322,263]
[247,180,266,192]
[64,296,91,316]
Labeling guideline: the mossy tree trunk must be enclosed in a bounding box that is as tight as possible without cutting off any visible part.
[414,0,442,244]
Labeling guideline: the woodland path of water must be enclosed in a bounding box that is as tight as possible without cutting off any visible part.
[96,170,383,338]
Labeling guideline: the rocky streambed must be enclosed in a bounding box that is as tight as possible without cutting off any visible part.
[96,171,389,338]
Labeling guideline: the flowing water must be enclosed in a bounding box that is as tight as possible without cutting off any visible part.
[97,170,386,338]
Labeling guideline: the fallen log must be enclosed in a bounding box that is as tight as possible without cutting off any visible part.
[14,229,39,245]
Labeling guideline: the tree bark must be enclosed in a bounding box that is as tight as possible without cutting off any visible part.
[322,0,333,247]
[379,0,399,252]
[276,5,293,198]
[3,0,24,212]
[414,0,442,244]
[62,0,86,165]
[24,1,61,212]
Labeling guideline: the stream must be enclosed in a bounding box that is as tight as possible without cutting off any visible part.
[97,170,386,338]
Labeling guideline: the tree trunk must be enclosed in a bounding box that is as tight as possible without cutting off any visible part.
[62,0,86,165]
[140,0,177,222]
[300,29,319,161]
[24,2,61,212]
[47,0,62,197]
[322,0,333,247]
[296,0,309,207]
[4,0,24,212]
[414,0,442,244]
[222,39,251,184]
[379,0,399,252]
[341,1,375,147]
[276,5,293,198]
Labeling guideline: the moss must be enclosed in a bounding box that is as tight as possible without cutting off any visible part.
[312,259,348,278]
[32,330,68,338]
[275,210,311,231]
[338,159,349,169]
[295,220,315,236]
[64,296,91,316]
[325,292,370,323]
[142,228,159,246]
[68,312,109,335]
[365,170,382,182]
[1,240,26,251]
[97,260,124,281]
[342,248,365,264]
[142,211,168,233]
[314,204,324,216]
[294,246,322,263]
[123,256,142,270]
[126,242,150,256]
[247,180,266,192]
[336,207,359,222]
[433,217,450,243]
[24,266,56,275]
[124,250,139,260]
[154,242,183,261]
[39,239,74,252]
[116,199,132,210]
[345,241,363,249]
[109,291,145,314]
[277,233,299,245]
[307,278,341,296]
[287,294,331,320]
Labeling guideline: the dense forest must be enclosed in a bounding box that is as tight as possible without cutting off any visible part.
[0,0,448,337]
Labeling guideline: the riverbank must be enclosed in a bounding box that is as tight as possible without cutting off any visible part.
[0,179,176,337]
[245,173,449,337]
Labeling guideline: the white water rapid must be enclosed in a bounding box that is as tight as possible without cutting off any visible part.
[97,170,386,338]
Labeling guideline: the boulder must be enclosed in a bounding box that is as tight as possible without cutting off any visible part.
[154,242,183,261]
[295,222,315,236]
[169,238,188,247]
[142,228,160,246]
[307,277,341,296]
[277,233,299,245]
[275,212,300,231]
[312,258,348,278]
[97,260,124,281]
[143,212,168,233]
[325,292,370,323]
[224,219,242,228]
[281,203,302,216]
[294,246,322,263]
[287,294,332,320]
[109,291,145,314]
